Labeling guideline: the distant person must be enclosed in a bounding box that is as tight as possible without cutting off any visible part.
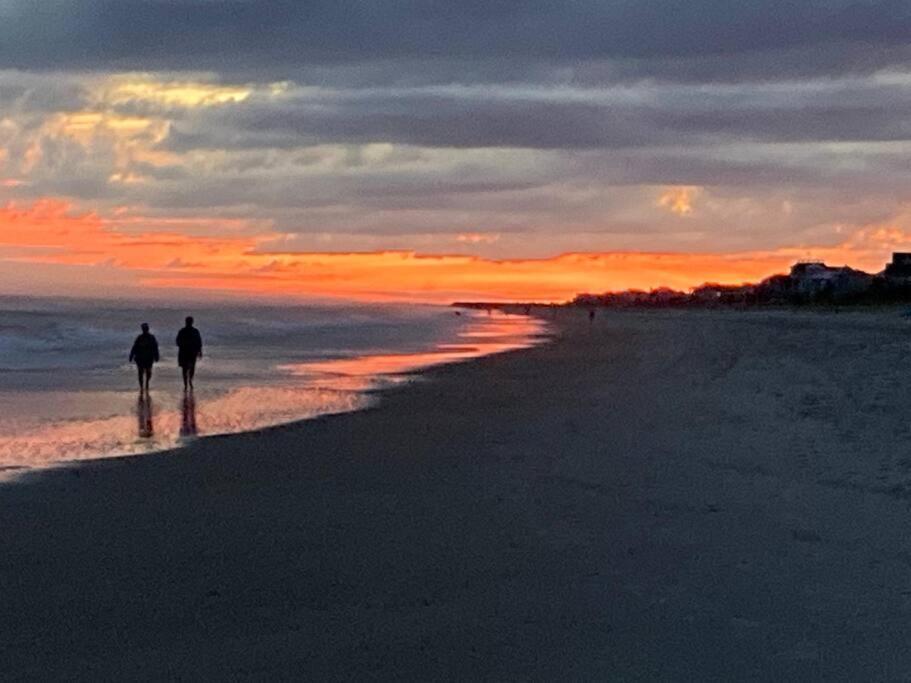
[176,316,203,391]
[129,323,159,393]
[589,309,596,324]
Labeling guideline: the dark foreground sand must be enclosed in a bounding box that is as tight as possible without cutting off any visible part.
[4,310,911,679]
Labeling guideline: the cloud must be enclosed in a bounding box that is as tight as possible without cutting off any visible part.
[159,77,911,153]
[7,72,911,228]
[1,1,910,83]
[456,233,500,245]
[1,4,911,284]
[658,187,701,216]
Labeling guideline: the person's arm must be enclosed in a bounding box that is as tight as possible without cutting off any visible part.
[153,337,160,363]
[197,331,203,359]
[129,338,137,362]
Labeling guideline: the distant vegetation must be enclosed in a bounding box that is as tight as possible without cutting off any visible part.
[455,254,911,311]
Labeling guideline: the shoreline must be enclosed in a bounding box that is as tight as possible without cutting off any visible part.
[4,308,911,678]
[7,334,552,489]
[0,311,548,482]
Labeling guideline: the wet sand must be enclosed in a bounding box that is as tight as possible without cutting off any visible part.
[3,309,911,679]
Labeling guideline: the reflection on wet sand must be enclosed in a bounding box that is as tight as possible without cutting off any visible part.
[0,385,370,477]
[180,392,197,439]
[137,394,154,439]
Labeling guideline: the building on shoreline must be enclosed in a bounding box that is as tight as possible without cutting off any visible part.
[569,253,911,309]
[787,261,874,299]
[455,253,911,312]
[883,253,911,283]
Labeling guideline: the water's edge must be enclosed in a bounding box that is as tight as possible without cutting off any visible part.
[1,312,551,484]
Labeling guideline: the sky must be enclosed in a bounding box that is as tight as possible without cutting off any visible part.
[2,0,911,301]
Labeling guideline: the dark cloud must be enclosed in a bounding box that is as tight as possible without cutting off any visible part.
[165,96,642,150]
[160,78,911,153]
[0,72,89,113]
[135,164,554,212]
[1,1,910,81]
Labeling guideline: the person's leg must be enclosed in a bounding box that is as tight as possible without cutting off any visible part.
[188,362,195,389]
[181,366,189,391]
[136,365,144,391]
[144,367,152,392]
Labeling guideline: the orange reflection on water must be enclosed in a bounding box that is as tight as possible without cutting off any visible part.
[285,314,546,380]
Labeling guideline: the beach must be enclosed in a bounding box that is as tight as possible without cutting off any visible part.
[3,308,911,679]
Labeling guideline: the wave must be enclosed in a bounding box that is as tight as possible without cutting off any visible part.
[0,301,460,374]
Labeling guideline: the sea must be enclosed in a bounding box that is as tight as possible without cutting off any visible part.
[0,297,546,480]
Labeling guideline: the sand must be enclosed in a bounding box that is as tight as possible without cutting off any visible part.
[3,309,911,679]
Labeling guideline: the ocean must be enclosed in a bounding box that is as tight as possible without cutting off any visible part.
[0,297,545,479]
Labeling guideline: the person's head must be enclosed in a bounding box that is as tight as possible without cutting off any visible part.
[185,316,194,327]
[141,322,150,333]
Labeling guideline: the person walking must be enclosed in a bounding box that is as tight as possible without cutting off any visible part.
[176,316,203,391]
[129,323,160,393]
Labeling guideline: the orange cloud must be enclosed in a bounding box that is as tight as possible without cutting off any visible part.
[658,186,702,216]
[0,200,260,270]
[100,76,257,108]
[0,200,105,250]
[1,199,909,303]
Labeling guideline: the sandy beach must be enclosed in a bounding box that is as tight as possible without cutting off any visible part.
[4,309,911,679]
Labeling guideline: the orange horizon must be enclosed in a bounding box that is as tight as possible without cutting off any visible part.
[1,199,910,304]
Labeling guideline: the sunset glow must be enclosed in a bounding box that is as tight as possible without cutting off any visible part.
[3,198,911,302]
[3,4,911,302]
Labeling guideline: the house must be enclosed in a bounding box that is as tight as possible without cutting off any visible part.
[789,261,873,299]
[647,287,686,306]
[690,283,755,305]
[884,253,911,282]
[754,274,793,302]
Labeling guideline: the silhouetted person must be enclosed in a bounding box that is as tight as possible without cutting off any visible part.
[137,393,154,438]
[589,309,596,324]
[180,392,197,438]
[176,316,203,391]
[129,323,159,393]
